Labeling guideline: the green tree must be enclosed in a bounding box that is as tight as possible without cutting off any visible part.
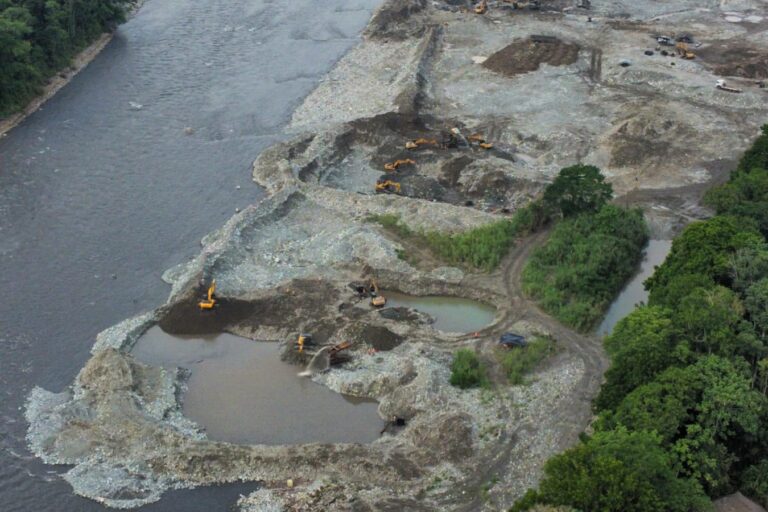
[542,164,613,218]
[730,247,768,295]
[646,216,763,307]
[745,278,768,340]
[604,356,766,494]
[511,428,710,512]
[596,306,678,411]
[674,286,744,356]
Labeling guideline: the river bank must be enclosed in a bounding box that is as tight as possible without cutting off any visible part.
[23,0,768,510]
[0,1,148,138]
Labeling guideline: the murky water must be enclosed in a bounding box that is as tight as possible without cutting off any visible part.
[596,240,672,337]
[132,327,382,445]
[383,292,496,333]
[0,0,379,509]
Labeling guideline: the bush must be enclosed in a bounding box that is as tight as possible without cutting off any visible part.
[500,337,555,385]
[450,349,489,389]
[522,204,649,331]
[741,460,768,508]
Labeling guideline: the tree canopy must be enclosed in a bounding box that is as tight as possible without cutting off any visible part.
[542,164,614,218]
[0,0,132,116]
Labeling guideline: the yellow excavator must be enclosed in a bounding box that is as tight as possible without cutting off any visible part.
[297,333,312,353]
[375,179,401,194]
[198,280,216,310]
[675,42,695,59]
[468,133,494,149]
[370,279,386,307]
[405,138,439,150]
[474,0,487,14]
[384,158,416,171]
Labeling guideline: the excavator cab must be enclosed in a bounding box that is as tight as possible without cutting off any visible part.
[198,280,216,310]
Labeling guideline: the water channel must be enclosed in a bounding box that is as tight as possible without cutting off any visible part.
[383,292,497,333]
[0,0,379,510]
[596,240,673,337]
[132,327,383,445]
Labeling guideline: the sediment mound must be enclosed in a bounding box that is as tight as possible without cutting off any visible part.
[483,36,580,78]
[698,43,768,80]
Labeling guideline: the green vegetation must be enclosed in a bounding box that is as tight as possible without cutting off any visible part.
[366,163,614,272]
[542,164,613,218]
[522,204,649,331]
[1,0,132,116]
[367,208,539,271]
[499,336,556,385]
[512,428,711,512]
[450,348,489,389]
[514,126,768,511]
[423,218,520,271]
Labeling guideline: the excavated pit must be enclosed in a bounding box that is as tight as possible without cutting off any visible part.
[382,292,496,333]
[132,327,383,445]
[293,112,539,211]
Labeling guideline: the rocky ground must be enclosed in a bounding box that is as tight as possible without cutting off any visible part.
[25,0,768,510]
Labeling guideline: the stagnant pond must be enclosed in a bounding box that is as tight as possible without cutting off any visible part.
[383,292,496,333]
[132,327,383,445]
[596,240,673,337]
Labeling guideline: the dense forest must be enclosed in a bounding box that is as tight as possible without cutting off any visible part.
[515,125,768,511]
[0,0,132,116]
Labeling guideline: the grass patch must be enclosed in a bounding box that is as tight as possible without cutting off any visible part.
[450,348,490,389]
[500,336,557,385]
[366,202,545,271]
[522,204,648,331]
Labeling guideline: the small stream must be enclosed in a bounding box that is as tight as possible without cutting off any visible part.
[383,292,496,333]
[132,327,383,445]
[596,240,672,337]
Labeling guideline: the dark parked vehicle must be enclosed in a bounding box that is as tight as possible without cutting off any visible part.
[499,333,527,348]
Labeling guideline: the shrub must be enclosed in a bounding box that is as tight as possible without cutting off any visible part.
[500,337,555,385]
[522,204,649,331]
[450,349,488,389]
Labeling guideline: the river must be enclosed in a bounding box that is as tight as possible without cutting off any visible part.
[0,0,379,510]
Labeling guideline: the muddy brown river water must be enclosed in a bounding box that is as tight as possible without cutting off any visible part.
[132,327,383,445]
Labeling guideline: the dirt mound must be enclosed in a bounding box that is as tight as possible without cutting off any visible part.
[483,36,580,78]
[697,43,768,80]
[346,323,404,351]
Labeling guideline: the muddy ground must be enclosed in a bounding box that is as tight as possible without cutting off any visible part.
[25,0,768,510]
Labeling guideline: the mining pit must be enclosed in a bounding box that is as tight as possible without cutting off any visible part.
[132,327,384,445]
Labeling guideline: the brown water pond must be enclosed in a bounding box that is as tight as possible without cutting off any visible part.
[132,326,383,445]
